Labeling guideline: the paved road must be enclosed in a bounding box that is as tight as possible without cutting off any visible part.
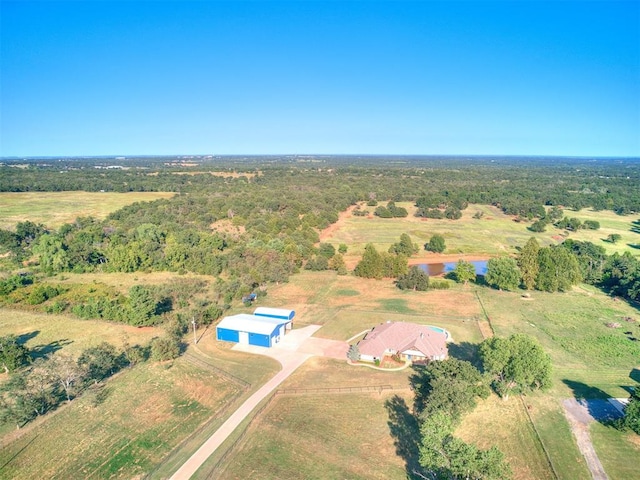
[170,325,347,480]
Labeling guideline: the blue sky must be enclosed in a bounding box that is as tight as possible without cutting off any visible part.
[1,1,639,157]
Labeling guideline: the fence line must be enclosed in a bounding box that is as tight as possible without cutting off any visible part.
[276,384,408,395]
[183,351,251,389]
[520,395,560,480]
[204,393,279,479]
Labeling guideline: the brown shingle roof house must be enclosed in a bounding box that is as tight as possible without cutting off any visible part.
[356,321,449,363]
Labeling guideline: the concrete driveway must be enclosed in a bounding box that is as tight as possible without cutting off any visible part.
[170,326,348,479]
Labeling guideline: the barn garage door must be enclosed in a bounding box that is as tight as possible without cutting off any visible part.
[238,331,249,344]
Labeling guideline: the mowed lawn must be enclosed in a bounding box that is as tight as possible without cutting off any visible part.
[323,202,640,259]
[0,191,174,230]
[0,359,242,480]
[218,392,410,480]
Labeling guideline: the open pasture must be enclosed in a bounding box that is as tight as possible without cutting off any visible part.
[212,206,639,480]
[322,202,639,261]
[0,359,241,480]
[0,308,159,358]
[218,392,410,480]
[260,270,484,344]
[0,191,174,230]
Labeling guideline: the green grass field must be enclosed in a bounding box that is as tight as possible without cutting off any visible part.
[326,202,640,258]
[218,393,409,480]
[0,191,174,230]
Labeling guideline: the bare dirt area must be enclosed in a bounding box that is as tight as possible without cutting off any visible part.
[319,204,359,242]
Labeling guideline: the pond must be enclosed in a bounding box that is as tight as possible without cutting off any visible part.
[418,260,488,277]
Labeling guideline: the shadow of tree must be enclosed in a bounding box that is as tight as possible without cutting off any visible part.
[384,395,424,480]
[630,220,640,234]
[16,330,40,345]
[630,368,640,384]
[447,341,481,367]
[30,338,73,359]
[562,379,622,424]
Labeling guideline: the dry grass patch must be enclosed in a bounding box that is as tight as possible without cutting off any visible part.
[218,392,409,480]
[0,308,159,357]
[52,270,213,294]
[191,328,281,386]
[456,394,554,480]
[0,191,174,230]
[0,359,241,480]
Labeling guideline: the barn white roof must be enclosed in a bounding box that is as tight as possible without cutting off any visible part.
[254,307,295,319]
[217,314,286,335]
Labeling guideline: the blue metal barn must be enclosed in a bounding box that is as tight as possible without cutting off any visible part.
[216,314,289,348]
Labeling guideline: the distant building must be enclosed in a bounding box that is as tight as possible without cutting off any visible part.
[356,322,448,363]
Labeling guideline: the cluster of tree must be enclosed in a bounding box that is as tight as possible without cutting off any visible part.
[1,161,638,307]
[601,252,640,302]
[479,334,552,399]
[529,208,600,233]
[0,276,227,330]
[3,158,638,215]
[412,358,509,479]
[0,322,185,428]
[304,242,348,275]
[354,244,408,279]
[482,239,582,292]
[409,333,551,478]
[0,339,135,427]
[374,201,408,218]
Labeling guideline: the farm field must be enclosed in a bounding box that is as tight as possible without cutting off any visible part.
[1,203,639,479]
[0,358,242,480]
[204,207,639,480]
[322,202,640,262]
[0,308,159,357]
[209,274,639,479]
[0,191,175,230]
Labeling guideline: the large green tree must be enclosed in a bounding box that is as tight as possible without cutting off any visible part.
[535,246,581,292]
[618,385,640,435]
[419,411,511,480]
[480,334,552,400]
[485,257,521,291]
[517,237,540,290]
[396,266,429,291]
[0,335,31,373]
[454,260,476,285]
[425,234,446,253]
[412,358,490,420]
[389,233,419,257]
[354,243,384,279]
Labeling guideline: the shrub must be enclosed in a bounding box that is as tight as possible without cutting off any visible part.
[429,280,451,290]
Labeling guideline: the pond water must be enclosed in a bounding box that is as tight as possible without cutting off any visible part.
[418,260,488,277]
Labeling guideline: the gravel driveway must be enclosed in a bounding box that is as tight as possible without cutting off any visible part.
[562,398,624,480]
